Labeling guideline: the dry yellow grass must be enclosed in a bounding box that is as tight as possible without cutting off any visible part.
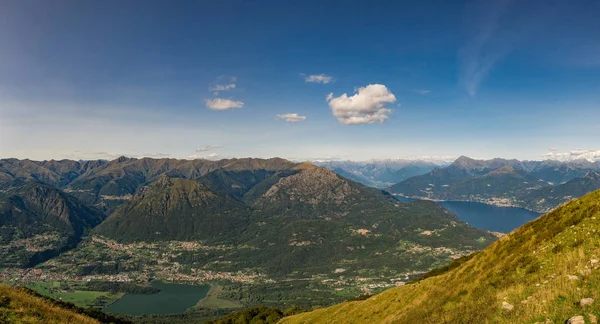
[0,284,99,324]
[282,190,600,324]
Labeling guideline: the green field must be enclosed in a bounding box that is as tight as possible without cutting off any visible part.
[194,284,244,309]
[26,281,124,308]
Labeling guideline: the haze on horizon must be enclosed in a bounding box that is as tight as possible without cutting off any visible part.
[1,0,599,162]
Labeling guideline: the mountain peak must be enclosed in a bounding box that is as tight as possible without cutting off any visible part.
[115,156,134,163]
[154,174,174,187]
[451,156,477,167]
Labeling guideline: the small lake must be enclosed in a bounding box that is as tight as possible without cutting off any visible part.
[396,197,541,233]
[104,281,210,316]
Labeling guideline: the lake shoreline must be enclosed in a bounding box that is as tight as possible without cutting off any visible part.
[104,281,211,316]
[394,195,541,233]
[392,194,546,213]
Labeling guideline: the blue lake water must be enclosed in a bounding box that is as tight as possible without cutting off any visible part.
[396,197,541,233]
[104,281,210,316]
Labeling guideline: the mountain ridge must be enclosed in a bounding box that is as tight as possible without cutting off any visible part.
[388,156,600,212]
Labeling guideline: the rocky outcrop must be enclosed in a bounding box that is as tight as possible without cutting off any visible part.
[262,167,358,205]
[567,316,585,324]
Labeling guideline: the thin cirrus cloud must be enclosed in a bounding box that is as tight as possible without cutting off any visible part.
[302,73,333,84]
[413,89,431,95]
[458,0,552,96]
[196,145,223,152]
[276,113,307,123]
[326,84,396,125]
[205,98,244,110]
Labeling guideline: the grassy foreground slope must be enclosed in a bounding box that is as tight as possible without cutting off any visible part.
[283,190,600,324]
[0,284,98,323]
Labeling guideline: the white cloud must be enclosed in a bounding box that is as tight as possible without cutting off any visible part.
[303,74,333,84]
[188,152,220,160]
[543,149,600,162]
[205,98,244,110]
[276,113,307,123]
[326,84,396,125]
[196,145,223,152]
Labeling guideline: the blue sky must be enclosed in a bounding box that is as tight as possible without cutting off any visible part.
[1,0,599,161]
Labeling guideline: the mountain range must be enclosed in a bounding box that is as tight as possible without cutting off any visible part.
[3,156,600,323]
[387,156,600,212]
[0,157,494,311]
[314,158,452,188]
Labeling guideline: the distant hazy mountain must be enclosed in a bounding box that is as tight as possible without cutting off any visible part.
[519,171,600,212]
[388,156,600,212]
[315,158,453,188]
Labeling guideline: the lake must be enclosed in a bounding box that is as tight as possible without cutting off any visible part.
[396,197,541,233]
[104,281,210,316]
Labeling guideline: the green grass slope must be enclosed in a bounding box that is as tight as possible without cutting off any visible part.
[0,284,99,323]
[282,189,600,324]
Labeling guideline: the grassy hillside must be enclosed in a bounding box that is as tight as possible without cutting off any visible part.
[0,284,99,323]
[283,189,600,324]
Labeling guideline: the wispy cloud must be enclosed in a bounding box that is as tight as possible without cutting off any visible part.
[209,76,238,95]
[459,0,555,96]
[196,145,223,152]
[326,84,396,125]
[302,73,333,84]
[209,83,236,92]
[276,113,307,123]
[459,0,513,97]
[413,89,431,95]
[205,98,244,110]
